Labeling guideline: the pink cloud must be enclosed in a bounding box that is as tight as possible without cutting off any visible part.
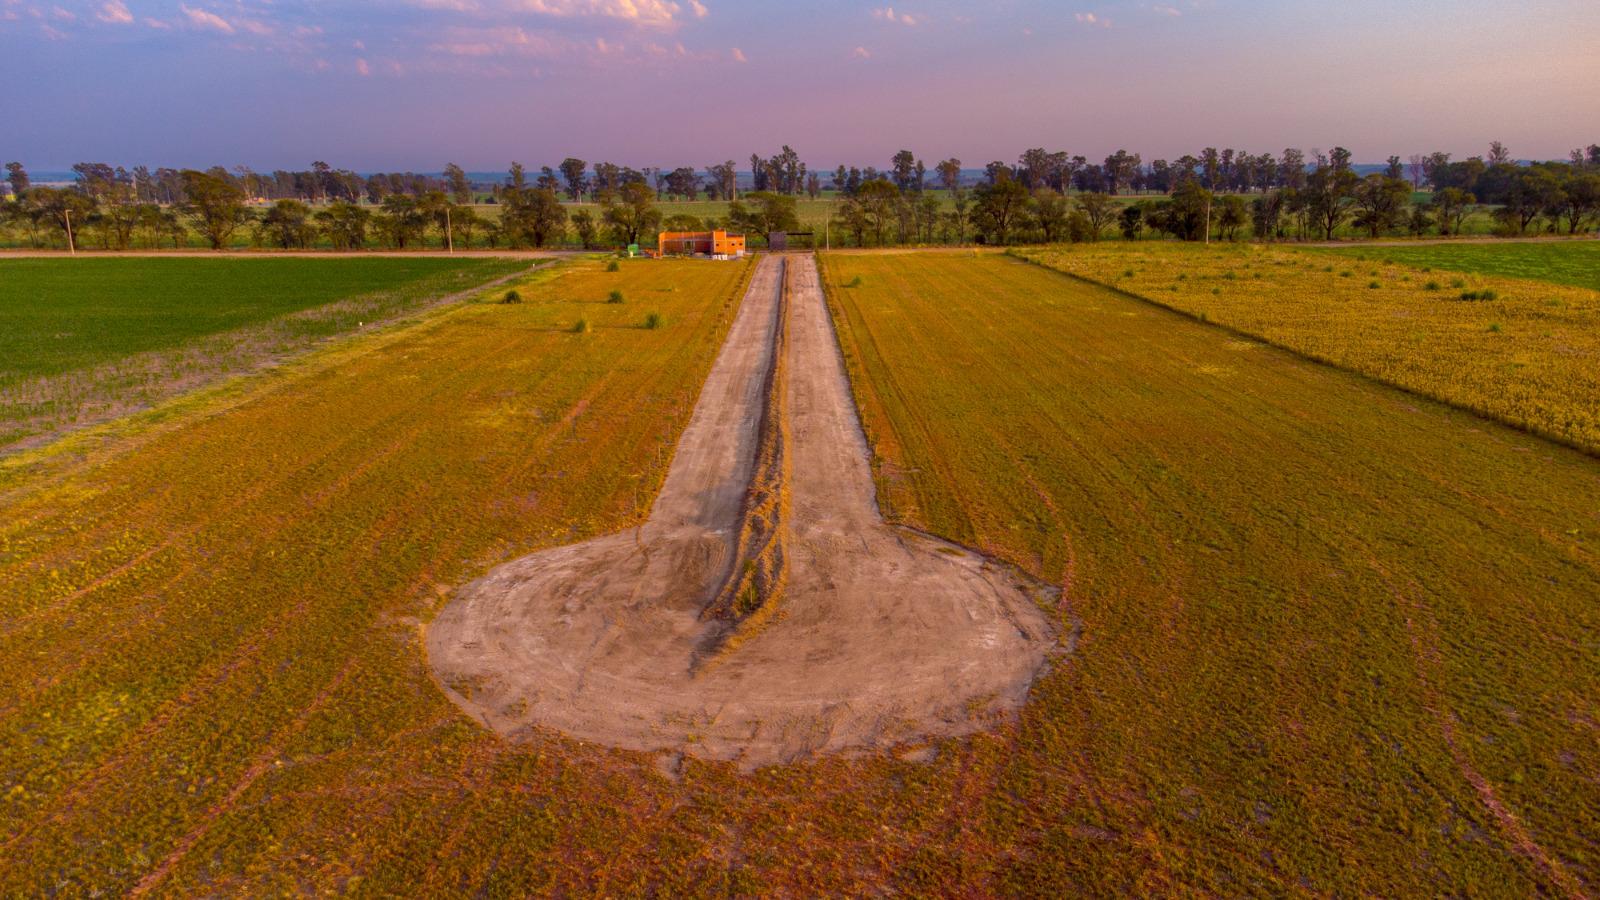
[180,4,235,34]
[96,0,132,24]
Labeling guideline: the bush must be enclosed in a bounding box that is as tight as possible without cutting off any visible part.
[501,289,522,304]
[644,312,663,330]
[844,276,863,288]
[1458,289,1499,301]
[1487,322,1502,333]
[606,259,620,272]
[1424,281,1441,291]
[1368,281,1381,289]
[607,290,625,304]
[572,318,589,333]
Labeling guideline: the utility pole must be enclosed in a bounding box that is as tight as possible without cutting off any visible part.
[65,208,76,255]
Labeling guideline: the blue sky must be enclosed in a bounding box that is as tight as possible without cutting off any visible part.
[3,0,1597,170]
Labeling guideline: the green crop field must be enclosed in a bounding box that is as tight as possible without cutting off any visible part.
[1322,239,1600,290]
[0,257,525,449]
[821,251,1600,894]
[0,258,514,381]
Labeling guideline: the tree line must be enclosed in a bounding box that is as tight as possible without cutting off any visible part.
[4,141,1598,251]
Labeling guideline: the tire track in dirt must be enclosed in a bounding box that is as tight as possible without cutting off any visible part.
[428,255,1060,768]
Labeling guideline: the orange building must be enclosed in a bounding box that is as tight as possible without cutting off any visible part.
[657,230,747,259]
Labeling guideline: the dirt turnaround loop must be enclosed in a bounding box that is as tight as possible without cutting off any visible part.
[428,255,1060,768]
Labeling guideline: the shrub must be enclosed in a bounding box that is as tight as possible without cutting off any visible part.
[501,289,522,304]
[608,290,625,304]
[845,276,863,288]
[1458,289,1499,301]
[644,312,663,330]
[1368,281,1381,290]
[1487,322,1502,333]
[606,259,620,272]
[1425,281,1441,291]
[572,318,590,333]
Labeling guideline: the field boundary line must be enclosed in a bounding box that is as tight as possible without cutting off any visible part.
[0,260,551,496]
[1008,251,1600,462]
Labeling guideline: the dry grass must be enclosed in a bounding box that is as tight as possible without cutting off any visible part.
[1016,242,1600,455]
[820,251,1600,894]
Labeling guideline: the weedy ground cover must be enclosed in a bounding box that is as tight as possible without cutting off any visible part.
[820,251,1600,895]
[1321,239,1600,291]
[0,257,524,449]
[0,256,773,895]
[1017,242,1600,455]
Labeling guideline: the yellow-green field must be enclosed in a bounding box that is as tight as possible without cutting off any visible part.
[5,247,1600,894]
[0,257,771,894]
[1017,242,1600,455]
[822,251,1600,894]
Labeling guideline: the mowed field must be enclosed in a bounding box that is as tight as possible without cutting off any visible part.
[1323,240,1600,291]
[1019,242,1600,455]
[0,257,525,449]
[821,252,1600,893]
[5,246,1599,895]
[0,257,773,894]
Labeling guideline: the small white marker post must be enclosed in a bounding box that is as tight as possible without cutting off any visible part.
[65,208,76,256]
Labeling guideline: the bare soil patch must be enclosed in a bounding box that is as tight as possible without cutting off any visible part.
[427,255,1060,768]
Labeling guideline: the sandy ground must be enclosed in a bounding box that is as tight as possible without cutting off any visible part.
[427,255,1060,768]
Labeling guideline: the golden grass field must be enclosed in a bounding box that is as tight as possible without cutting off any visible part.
[4,247,1600,894]
[821,251,1600,894]
[1016,242,1600,456]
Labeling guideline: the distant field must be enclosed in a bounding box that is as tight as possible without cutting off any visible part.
[0,258,513,381]
[0,257,525,448]
[1019,242,1600,455]
[1322,240,1600,290]
[821,251,1600,894]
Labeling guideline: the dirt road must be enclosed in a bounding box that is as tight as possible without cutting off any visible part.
[427,255,1058,768]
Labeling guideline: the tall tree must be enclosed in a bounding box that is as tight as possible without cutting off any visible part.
[853,179,901,246]
[257,199,316,249]
[1351,174,1412,237]
[729,191,800,239]
[1076,192,1116,239]
[1032,189,1070,242]
[443,163,472,204]
[1429,187,1475,236]
[1302,165,1359,239]
[972,174,1029,244]
[559,158,589,202]
[5,161,28,198]
[179,169,250,250]
[936,158,962,193]
[602,182,660,246]
[891,150,918,192]
[26,186,95,251]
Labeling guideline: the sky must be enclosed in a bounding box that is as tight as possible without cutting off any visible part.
[3,0,1598,171]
